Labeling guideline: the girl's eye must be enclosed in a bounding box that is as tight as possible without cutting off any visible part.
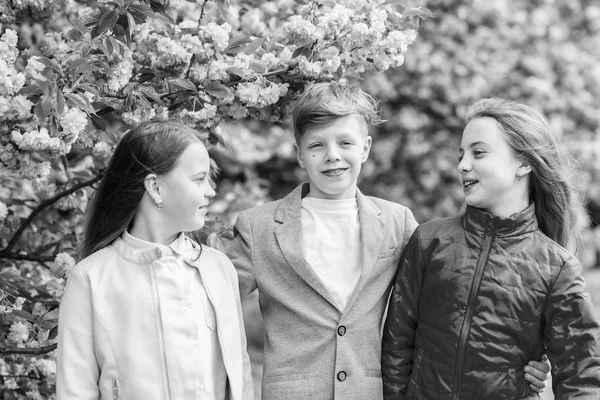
[457,155,463,162]
[473,150,486,158]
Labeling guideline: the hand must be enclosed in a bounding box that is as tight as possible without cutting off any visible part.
[524,354,551,393]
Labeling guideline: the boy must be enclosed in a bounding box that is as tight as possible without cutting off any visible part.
[225,82,549,399]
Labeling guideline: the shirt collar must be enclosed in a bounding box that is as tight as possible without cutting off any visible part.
[114,231,198,264]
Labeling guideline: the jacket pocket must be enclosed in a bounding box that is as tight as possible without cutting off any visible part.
[112,379,121,400]
[406,348,424,400]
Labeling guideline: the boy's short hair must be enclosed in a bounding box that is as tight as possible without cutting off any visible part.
[292,82,384,144]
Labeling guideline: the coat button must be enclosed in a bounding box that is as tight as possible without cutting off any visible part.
[337,325,346,336]
[337,371,346,382]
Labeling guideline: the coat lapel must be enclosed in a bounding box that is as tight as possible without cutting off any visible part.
[343,189,386,313]
[274,183,339,308]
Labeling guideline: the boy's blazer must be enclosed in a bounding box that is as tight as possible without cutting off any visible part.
[227,183,418,400]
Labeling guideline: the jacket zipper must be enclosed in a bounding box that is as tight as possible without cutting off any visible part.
[451,228,495,400]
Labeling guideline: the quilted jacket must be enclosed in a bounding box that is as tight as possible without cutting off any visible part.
[381,204,600,400]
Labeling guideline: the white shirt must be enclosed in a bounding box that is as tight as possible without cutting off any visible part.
[301,197,361,311]
[123,232,227,400]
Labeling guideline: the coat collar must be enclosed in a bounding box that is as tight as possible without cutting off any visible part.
[274,182,386,312]
[463,204,538,238]
[113,232,199,264]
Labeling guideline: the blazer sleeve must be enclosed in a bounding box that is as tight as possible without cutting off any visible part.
[227,260,255,400]
[544,256,600,398]
[56,265,100,400]
[227,211,258,301]
[381,228,425,400]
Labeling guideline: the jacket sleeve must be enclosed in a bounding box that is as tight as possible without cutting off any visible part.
[56,266,100,400]
[381,228,425,400]
[228,260,255,400]
[544,256,600,399]
[227,211,258,301]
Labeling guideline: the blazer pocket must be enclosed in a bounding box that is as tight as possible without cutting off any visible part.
[364,368,382,378]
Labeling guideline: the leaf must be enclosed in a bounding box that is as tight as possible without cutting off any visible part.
[65,28,84,42]
[223,36,252,55]
[19,84,43,97]
[56,90,66,116]
[245,38,264,55]
[41,309,59,321]
[34,97,49,121]
[96,10,119,37]
[318,0,337,7]
[48,325,58,340]
[226,67,247,79]
[64,92,94,113]
[12,310,35,322]
[249,61,266,74]
[0,268,24,281]
[83,10,103,28]
[92,41,112,58]
[125,13,136,41]
[203,81,232,98]
[138,86,161,102]
[293,0,308,4]
[167,79,197,93]
[216,0,229,20]
[292,45,313,59]
[127,4,154,23]
[208,131,226,147]
[70,18,89,36]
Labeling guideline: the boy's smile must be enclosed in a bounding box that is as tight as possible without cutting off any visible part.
[296,114,372,200]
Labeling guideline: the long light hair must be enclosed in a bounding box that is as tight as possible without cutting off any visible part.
[465,97,582,250]
[80,121,207,259]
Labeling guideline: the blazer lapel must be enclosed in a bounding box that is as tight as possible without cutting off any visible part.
[343,189,386,313]
[274,183,339,308]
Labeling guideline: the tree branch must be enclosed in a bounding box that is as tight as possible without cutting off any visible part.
[2,175,102,254]
[0,342,57,355]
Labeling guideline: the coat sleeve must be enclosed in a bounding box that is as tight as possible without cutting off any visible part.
[227,211,258,301]
[381,228,425,400]
[544,256,600,398]
[56,265,100,400]
[228,260,255,400]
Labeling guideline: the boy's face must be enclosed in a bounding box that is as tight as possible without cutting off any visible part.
[295,114,372,200]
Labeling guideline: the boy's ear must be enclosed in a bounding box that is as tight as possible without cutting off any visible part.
[361,135,373,163]
[294,142,306,169]
[517,162,532,178]
[143,173,162,205]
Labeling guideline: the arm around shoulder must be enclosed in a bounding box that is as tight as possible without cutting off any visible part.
[381,228,425,399]
[544,256,600,398]
[56,264,100,400]
[227,211,258,300]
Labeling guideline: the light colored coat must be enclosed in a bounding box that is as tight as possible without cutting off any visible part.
[57,234,253,400]
[227,183,417,400]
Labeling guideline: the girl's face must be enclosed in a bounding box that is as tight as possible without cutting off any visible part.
[458,117,530,218]
[158,141,215,234]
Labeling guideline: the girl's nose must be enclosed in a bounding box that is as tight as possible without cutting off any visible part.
[457,156,472,173]
[205,181,216,198]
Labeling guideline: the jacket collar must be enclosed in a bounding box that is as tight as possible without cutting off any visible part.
[463,204,538,238]
[273,182,385,312]
[274,182,381,222]
[113,232,199,264]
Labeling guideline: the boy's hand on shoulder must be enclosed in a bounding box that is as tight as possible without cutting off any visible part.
[524,354,551,393]
[207,229,234,253]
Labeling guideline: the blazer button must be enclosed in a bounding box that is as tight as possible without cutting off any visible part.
[337,325,346,336]
[337,371,346,382]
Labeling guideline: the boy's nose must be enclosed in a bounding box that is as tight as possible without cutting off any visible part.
[325,149,341,162]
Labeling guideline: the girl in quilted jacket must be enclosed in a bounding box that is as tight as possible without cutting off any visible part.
[382,98,600,399]
[56,121,253,400]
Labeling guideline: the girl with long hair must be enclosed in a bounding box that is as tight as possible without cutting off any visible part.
[57,121,253,400]
[381,98,600,399]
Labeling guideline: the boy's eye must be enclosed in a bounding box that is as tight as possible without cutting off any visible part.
[340,141,353,146]
[308,143,322,149]
[457,155,463,162]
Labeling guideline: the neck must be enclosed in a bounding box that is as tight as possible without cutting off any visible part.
[130,201,179,245]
